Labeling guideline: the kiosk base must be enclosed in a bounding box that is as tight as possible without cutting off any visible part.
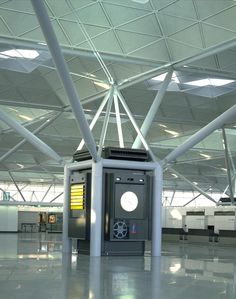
[77,240,145,256]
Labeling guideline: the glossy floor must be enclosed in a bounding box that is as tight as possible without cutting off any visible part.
[0,233,236,299]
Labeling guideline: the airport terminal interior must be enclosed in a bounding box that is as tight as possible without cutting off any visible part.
[1,0,236,298]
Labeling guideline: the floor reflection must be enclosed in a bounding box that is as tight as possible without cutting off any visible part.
[0,233,236,298]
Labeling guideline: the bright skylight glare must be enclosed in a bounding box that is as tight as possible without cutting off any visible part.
[0,49,39,60]
[186,78,234,87]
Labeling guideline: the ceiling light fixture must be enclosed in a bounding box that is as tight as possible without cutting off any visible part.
[0,49,39,60]
[186,78,234,87]
[18,114,33,121]
[17,163,24,169]
[94,81,110,90]
[200,153,211,159]
[165,129,179,137]
[159,124,167,128]
[131,0,149,3]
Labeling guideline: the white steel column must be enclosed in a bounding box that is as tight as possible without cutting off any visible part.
[152,162,163,257]
[132,70,173,149]
[115,88,156,161]
[170,168,217,204]
[77,89,112,150]
[162,104,236,165]
[0,112,62,163]
[62,165,72,253]
[98,90,114,157]
[90,160,103,256]
[114,93,124,148]
[222,128,235,204]
[0,110,64,165]
[31,0,98,162]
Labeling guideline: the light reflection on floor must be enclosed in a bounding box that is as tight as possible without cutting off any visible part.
[0,233,235,299]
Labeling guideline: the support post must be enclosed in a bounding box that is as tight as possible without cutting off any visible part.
[162,104,236,165]
[90,160,103,256]
[0,110,64,165]
[132,70,173,149]
[222,128,235,204]
[184,188,211,207]
[152,162,163,257]
[31,0,98,162]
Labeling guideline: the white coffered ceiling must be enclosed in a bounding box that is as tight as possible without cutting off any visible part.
[0,0,236,198]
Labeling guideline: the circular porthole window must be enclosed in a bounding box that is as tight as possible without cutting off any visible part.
[120,191,138,212]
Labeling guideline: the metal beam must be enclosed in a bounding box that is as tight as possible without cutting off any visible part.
[0,112,62,163]
[132,70,173,149]
[78,89,112,150]
[162,104,236,165]
[222,128,235,204]
[170,189,176,206]
[0,187,16,202]
[0,36,157,67]
[183,188,211,207]
[113,93,124,148]
[50,192,64,203]
[31,0,98,162]
[115,87,156,161]
[8,171,26,202]
[169,168,217,204]
[0,200,62,207]
[98,88,114,157]
[41,184,52,202]
[0,109,64,165]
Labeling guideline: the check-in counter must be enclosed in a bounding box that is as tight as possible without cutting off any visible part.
[218,230,236,245]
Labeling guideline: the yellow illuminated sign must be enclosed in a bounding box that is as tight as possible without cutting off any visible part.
[70,183,85,210]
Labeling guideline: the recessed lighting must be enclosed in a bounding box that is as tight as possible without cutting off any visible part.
[159,124,167,128]
[18,114,33,121]
[200,153,211,159]
[0,49,39,60]
[94,81,110,90]
[193,182,198,185]
[185,78,234,87]
[17,163,24,168]
[171,173,178,178]
[165,129,179,137]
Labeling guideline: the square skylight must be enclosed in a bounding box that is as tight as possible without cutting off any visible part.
[0,49,39,60]
[185,78,234,87]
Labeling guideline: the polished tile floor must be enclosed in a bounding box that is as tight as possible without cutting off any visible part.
[0,233,236,299]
